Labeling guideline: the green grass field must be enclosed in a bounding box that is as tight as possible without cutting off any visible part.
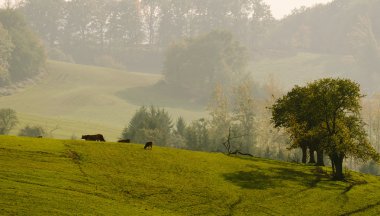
[1,136,380,215]
[0,60,206,141]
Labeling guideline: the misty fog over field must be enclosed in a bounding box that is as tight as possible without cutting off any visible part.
[2,0,380,215]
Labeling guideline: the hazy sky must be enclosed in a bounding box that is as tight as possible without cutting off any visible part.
[264,0,334,19]
[0,0,334,20]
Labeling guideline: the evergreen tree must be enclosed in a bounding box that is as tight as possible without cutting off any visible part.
[122,106,173,146]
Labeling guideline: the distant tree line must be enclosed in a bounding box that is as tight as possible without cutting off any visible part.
[19,0,273,69]
[265,0,380,87]
[0,8,45,88]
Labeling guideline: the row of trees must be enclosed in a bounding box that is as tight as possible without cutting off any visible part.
[0,8,45,86]
[271,78,379,180]
[121,80,257,152]
[121,79,288,159]
[19,0,273,66]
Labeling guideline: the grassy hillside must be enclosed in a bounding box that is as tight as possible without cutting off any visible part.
[1,136,380,215]
[0,60,206,140]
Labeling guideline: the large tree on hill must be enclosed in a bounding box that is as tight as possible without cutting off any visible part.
[163,30,248,99]
[272,78,379,180]
[271,85,323,164]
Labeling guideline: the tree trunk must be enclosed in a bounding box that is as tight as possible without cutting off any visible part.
[331,154,344,180]
[309,148,316,164]
[316,149,325,166]
[301,146,307,164]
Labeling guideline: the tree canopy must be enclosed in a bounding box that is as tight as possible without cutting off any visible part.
[271,78,379,180]
[163,30,248,99]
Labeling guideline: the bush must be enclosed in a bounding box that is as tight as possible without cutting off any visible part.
[18,125,45,137]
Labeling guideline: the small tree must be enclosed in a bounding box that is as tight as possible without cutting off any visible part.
[208,84,231,152]
[121,106,173,146]
[175,117,186,137]
[232,80,257,153]
[0,108,18,134]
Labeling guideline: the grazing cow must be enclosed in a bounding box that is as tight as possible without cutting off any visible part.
[144,141,153,150]
[36,136,43,138]
[81,134,105,142]
[118,139,130,143]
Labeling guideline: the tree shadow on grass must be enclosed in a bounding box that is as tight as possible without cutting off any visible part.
[223,166,325,190]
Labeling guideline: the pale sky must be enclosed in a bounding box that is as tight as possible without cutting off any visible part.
[0,0,334,20]
[264,0,334,19]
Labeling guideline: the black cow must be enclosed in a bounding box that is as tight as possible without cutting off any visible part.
[144,141,153,150]
[118,139,130,143]
[81,134,105,142]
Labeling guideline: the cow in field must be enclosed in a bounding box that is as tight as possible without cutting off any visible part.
[81,134,105,142]
[118,139,130,143]
[144,141,153,150]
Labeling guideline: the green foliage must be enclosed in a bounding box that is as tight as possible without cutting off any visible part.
[18,125,45,137]
[175,117,186,137]
[163,30,248,98]
[122,106,173,146]
[0,108,18,135]
[0,23,13,86]
[185,118,210,151]
[0,9,45,82]
[271,78,380,180]
[2,136,380,215]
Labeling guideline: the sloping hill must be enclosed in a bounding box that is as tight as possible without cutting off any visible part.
[0,60,206,140]
[1,136,380,215]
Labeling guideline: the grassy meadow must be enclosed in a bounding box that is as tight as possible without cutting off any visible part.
[1,136,380,215]
[0,60,206,141]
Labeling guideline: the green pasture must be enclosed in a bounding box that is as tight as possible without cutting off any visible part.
[1,136,380,215]
[0,60,206,140]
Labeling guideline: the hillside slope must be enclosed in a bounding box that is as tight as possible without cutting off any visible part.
[0,60,206,140]
[1,136,380,215]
